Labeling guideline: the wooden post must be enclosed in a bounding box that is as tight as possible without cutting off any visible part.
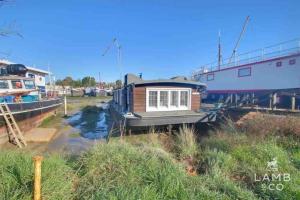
[33,156,43,200]
[235,94,238,107]
[64,95,67,116]
[269,94,273,109]
[168,124,172,135]
[273,93,277,110]
[128,129,132,136]
[230,94,233,104]
[291,93,296,111]
[246,93,250,105]
[252,93,255,104]
[120,123,123,139]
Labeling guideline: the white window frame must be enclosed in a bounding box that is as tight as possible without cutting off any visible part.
[146,88,191,112]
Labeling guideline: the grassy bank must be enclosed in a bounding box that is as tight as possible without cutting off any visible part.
[1,113,299,199]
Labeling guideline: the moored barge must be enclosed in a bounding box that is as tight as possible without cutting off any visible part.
[111,74,216,130]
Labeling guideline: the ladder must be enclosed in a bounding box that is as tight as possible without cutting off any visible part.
[0,103,27,148]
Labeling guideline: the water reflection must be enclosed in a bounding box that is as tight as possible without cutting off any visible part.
[67,105,110,140]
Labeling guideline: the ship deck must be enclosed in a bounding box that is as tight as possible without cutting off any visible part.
[127,110,215,127]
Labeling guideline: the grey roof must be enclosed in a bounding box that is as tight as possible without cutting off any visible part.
[125,73,206,87]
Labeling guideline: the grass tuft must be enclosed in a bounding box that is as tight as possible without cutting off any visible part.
[175,125,198,159]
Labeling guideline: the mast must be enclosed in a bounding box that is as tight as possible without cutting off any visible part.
[217,30,222,70]
[98,72,101,88]
[228,16,250,64]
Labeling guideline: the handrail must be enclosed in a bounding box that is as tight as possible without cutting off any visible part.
[193,38,300,77]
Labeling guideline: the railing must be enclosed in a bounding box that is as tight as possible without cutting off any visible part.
[192,38,300,77]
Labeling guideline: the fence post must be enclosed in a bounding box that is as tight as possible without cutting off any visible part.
[291,93,296,111]
[33,156,43,200]
[64,95,67,116]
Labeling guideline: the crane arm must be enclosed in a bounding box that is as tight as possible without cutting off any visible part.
[102,38,117,56]
[101,38,123,81]
[228,16,250,64]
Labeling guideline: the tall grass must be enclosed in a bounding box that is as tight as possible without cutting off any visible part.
[0,112,299,200]
[199,115,300,200]
[0,151,74,200]
[175,125,198,159]
[75,143,188,199]
[74,142,238,200]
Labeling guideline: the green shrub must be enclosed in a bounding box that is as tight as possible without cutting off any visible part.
[0,151,74,200]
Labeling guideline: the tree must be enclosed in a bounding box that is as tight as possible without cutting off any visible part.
[115,80,122,89]
[62,76,73,87]
[73,79,82,88]
[82,76,96,87]
[55,79,63,86]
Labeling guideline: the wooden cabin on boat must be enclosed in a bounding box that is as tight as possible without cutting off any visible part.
[111,74,216,128]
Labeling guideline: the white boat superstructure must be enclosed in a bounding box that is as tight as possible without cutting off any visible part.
[192,39,300,109]
[0,76,37,97]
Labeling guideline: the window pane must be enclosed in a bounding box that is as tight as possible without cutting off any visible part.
[149,91,158,107]
[180,91,188,106]
[0,80,9,89]
[160,91,168,107]
[12,80,23,89]
[24,80,35,89]
[207,73,214,81]
[170,91,178,107]
[28,73,35,78]
[238,68,251,77]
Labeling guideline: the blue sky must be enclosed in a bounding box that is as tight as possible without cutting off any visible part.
[0,0,299,82]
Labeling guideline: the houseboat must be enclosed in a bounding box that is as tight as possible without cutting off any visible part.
[192,39,300,110]
[111,74,216,129]
[0,63,62,144]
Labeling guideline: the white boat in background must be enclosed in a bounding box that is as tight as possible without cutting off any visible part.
[192,39,300,109]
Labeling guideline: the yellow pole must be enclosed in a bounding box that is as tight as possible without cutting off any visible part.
[33,156,43,200]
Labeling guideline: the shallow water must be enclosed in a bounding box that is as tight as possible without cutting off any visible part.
[40,103,112,154]
[67,103,111,140]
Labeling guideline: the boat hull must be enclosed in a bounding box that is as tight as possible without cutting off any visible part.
[0,98,62,144]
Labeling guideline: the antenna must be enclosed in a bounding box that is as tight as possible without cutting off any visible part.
[217,30,222,70]
[228,16,250,64]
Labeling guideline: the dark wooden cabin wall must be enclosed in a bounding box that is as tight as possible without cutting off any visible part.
[191,88,201,111]
[133,87,146,112]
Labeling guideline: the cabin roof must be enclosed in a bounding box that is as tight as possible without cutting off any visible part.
[26,67,49,75]
[125,73,206,87]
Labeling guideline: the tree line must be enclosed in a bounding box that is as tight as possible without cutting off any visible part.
[55,76,122,89]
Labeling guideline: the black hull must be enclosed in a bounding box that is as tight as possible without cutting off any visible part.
[0,98,62,123]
